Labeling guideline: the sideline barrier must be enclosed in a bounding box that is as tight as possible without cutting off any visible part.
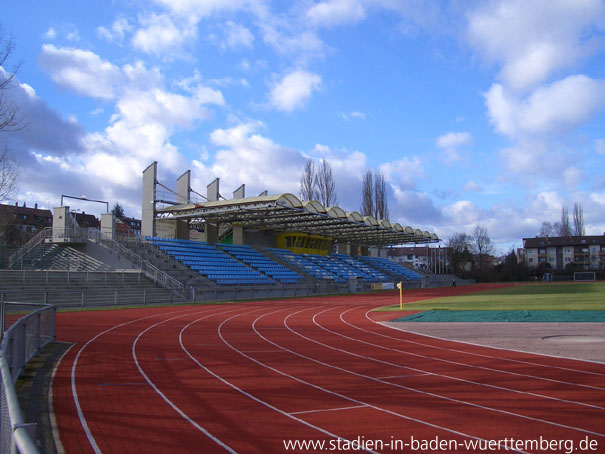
[0,302,56,454]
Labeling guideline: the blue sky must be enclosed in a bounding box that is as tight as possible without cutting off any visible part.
[2,0,605,252]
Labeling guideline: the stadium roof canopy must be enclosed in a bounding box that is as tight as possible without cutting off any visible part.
[156,193,439,246]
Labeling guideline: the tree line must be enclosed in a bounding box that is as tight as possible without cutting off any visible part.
[299,158,389,220]
[539,203,585,237]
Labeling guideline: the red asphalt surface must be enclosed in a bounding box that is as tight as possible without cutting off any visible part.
[52,283,605,453]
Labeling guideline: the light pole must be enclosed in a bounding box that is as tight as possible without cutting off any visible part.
[60,195,109,213]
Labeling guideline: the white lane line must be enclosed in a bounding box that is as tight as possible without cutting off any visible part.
[238,307,529,454]
[365,309,605,373]
[132,306,250,454]
[377,373,431,380]
[334,308,605,404]
[285,306,604,437]
[289,405,368,415]
[70,307,198,454]
[180,308,380,454]
[330,307,605,396]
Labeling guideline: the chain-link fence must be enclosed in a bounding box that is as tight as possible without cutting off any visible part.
[0,303,56,454]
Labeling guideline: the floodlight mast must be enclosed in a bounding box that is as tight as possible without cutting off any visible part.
[60,194,109,213]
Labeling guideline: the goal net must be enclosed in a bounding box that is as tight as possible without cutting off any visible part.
[573,271,596,281]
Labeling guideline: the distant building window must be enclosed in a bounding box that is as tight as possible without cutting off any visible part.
[539,257,546,263]
[528,258,533,263]
[539,249,546,254]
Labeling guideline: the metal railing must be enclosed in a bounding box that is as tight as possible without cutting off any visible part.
[7,227,185,298]
[8,229,52,270]
[0,303,56,454]
[86,229,185,297]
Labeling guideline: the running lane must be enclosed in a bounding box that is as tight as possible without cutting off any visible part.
[53,288,605,453]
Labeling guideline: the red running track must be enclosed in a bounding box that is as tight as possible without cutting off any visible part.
[52,284,605,453]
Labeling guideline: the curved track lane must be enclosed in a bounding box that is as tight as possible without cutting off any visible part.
[53,288,605,453]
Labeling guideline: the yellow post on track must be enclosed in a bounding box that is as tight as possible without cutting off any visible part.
[397,281,403,310]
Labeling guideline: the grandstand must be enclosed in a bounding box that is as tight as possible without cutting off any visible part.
[3,162,441,306]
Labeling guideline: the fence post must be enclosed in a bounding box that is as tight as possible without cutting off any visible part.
[51,307,56,342]
[0,300,4,338]
[114,290,118,306]
[144,289,147,306]
[81,291,85,308]
[34,313,41,352]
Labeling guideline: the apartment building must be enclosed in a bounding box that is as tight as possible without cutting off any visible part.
[522,235,605,270]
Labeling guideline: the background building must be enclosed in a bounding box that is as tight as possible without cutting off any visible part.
[521,236,605,270]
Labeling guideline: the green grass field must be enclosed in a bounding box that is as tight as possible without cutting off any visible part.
[378,282,605,312]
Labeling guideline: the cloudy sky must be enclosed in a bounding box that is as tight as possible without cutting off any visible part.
[2,0,605,252]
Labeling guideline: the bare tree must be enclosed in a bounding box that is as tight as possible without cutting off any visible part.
[539,221,553,237]
[559,205,572,237]
[447,232,473,274]
[0,26,20,200]
[316,159,337,207]
[360,170,373,216]
[473,225,493,269]
[573,202,584,237]
[373,171,388,220]
[299,159,316,201]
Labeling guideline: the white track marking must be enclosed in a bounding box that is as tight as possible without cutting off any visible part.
[179,308,381,454]
[226,307,531,453]
[69,306,225,454]
[324,309,605,406]
[50,344,74,454]
[132,307,247,454]
[340,308,605,391]
[280,307,604,437]
[289,405,368,415]
[365,309,605,372]
[377,373,431,380]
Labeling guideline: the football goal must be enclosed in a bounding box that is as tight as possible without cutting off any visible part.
[573,271,596,281]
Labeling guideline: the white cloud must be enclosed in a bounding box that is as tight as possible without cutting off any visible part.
[44,28,57,40]
[436,131,473,149]
[39,45,121,100]
[379,156,424,191]
[306,0,366,28]
[463,181,483,192]
[485,76,605,138]
[33,44,226,196]
[467,0,605,91]
[151,0,254,19]
[562,166,583,187]
[340,111,365,121]
[132,13,197,57]
[442,200,480,227]
[269,69,321,112]
[436,131,473,163]
[222,21,254,49]
[197,121,305,196]
[260,26,326,63]
[97,17,132,43]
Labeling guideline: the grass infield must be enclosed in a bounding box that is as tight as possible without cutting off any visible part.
[377,282,605,312]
